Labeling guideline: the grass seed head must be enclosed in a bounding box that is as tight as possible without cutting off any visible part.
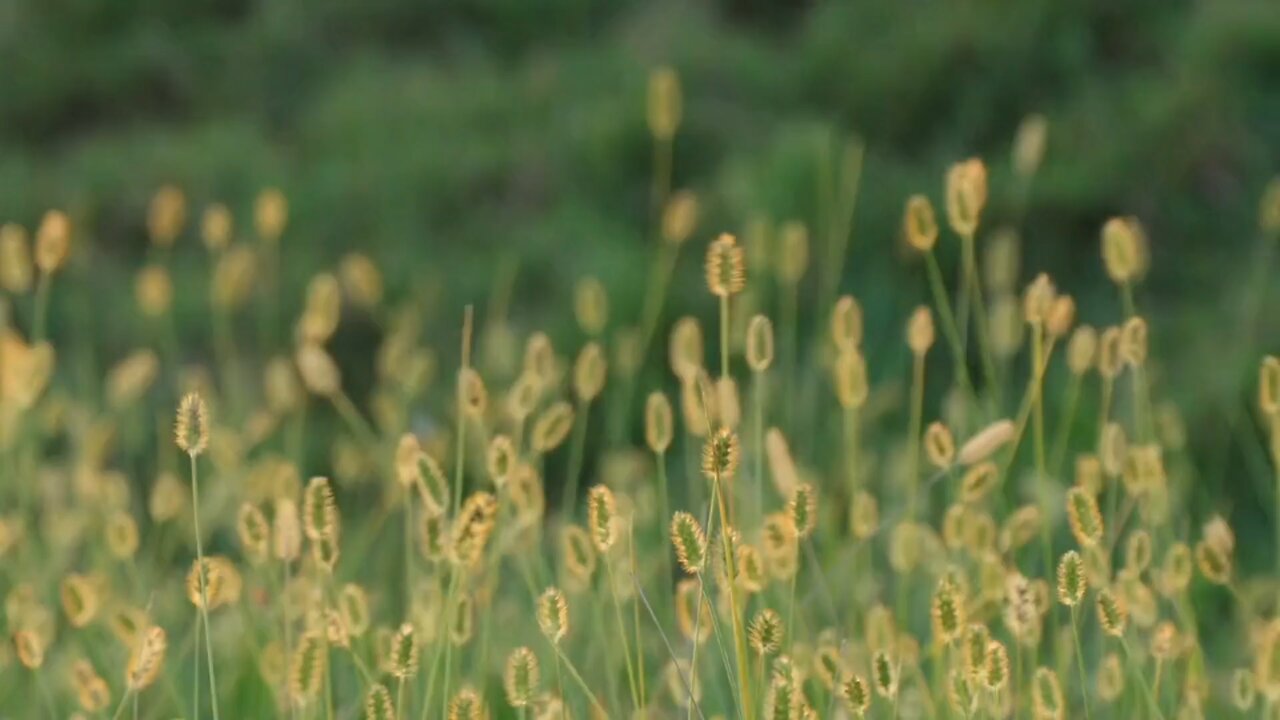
[1097,652,1124,702]
[872,649,899,698]
[573,276,608,335]
[670,511,707,574]
[746,314,775,371]
[832,348,868,409]
[1101,216,1146,284]
[296,343,341,397]
[662,190,699,245]
[1260,355,1280,416]
[450,492,498,567]
[1231,668,1256,710]
[174,392,209,457]
[647,66,681,141]
[34,209,71,274]
[960,461,999,503]
[957,419,1014,465]
[0,224,32,293]
[904,194,939,252]
[1095,589,1127,636]
[945,158,987,237]
[364,684,394,720]
[586,485,618,553]
[705,233,746,297]
[1056,551,1086,606]
[931,578,965,645]
[531,401,575,453]
[536,587,569,644]
[906,305,935,355]
[1065,486,1104,547]
[1013,113,1049,178]
[984,640,1010,691]
[1032,667,1064,720]
[788,483,818,538]
[388,622,419,679]
[504,647,540,708]
[777,220,809,284]
[701,427,740,483]
[1067,325,1098,375]
[573,341,607,402]
[831,295,864,353]
[749,608,784,656]
[924,421,955,469]
[644,391,673,454]
[126,625,167,691]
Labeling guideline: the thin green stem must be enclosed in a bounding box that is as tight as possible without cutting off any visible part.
[1069,607,1091,720]
[190,453,221,720]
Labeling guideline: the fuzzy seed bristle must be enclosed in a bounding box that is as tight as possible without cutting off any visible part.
[705,233,746,297]
[174,392,209,457]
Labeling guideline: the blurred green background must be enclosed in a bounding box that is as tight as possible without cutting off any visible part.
[2,0,1279,555]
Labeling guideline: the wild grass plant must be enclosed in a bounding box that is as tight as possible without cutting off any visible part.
[0,68,1279,720]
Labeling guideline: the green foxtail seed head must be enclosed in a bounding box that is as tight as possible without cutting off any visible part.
[904,194,939,251]
[748,608,783,656]
[669,511,707,574]
[705,233,746,297]
[503,647,540,708]
[1056,551,1086,606]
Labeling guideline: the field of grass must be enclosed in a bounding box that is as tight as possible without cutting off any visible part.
[2,59,1280,719]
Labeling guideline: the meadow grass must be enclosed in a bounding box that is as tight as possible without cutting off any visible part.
[1,69,1280,720]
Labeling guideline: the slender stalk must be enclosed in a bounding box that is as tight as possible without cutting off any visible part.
[189,453,221,720]
[604,556,641,712]
[563,401,590,512]
[1069,607,1091,720]
[551,644,611,718]
[1119,638,1166,720]
[719,296,730,380]
[924,250,978,418]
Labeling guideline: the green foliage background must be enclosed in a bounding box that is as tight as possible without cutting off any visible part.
[2,0,1279,556]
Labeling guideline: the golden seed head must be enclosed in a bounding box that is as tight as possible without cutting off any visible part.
[670,511,707,574]
[644,391,674,454]
[705,233,747,299]
[1124,529,1153,574]
[1056,551,1086,606]
[669,316,705,381]
[34,209,71,274]
[746,314,775,372]
[931,578,966,644]
[419,507,447,561]
[947,668,979,717]
[255,187,288,243]
[1121,316,1148,367]
[106,349,160,409]
[290,631,327,702]
[485,434,515,488]
[924,422,956,469]
[536,587,569,644]
[212,245,257,308]
[1258,355,1279,416]
[1256,619,1280,697]
[1046,295,1075,338]
[1096,588,1127,637]
[450,492,498,567]
[201,203,233,252]
[447,686,486,720]
[841,671,870,714]
[365,684,395,720]
[573,276,608,335]
[983,640,1010,691]
[504,646,541,708]
[237,503,270,561]
[662,189,699,245]
[999,505,1042,553]
[60,574,99,628]
[296,343,341,397]
[701,427,741,482]
[0,224,32,293]
[788,483,818,539]
[174,391,210,457]
[1065,486,1104,547]
[748,608,784,657]
[1101,216,1147,285]
[302,476,339,542]
[339,584,370,637]
[1022,273,1056,326]
[531,401,575,454]
[388,622,419,679]
[147,184,186,247]
[832,347,868,410]
[1066,325,1098,375]
[573,341,607,402]
[1097,653,1125,702]
[765,428,800,498]
[1032,667,1064,720]
[985,227,1021,293]
[906,305,935,355]
[1261,176,1280,232]
[273,498,303,561]
[1194,538,1232,585]
[945,158,987,237]
[776,221,809,284]
[339,252,383,310]
[586,485,618,553]
[1012,113,1049,178]
[872,649,899,698]
[561,524,596,581]
[126,625,167,690]
[904,194,939,252]
[647,66,682,140]
[957,419,1014,465]
[1230,667,1256,711]
[959,461,999,503]
[106,512,140,559]
[1100,421,1127,477]
[831,295,864,353]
